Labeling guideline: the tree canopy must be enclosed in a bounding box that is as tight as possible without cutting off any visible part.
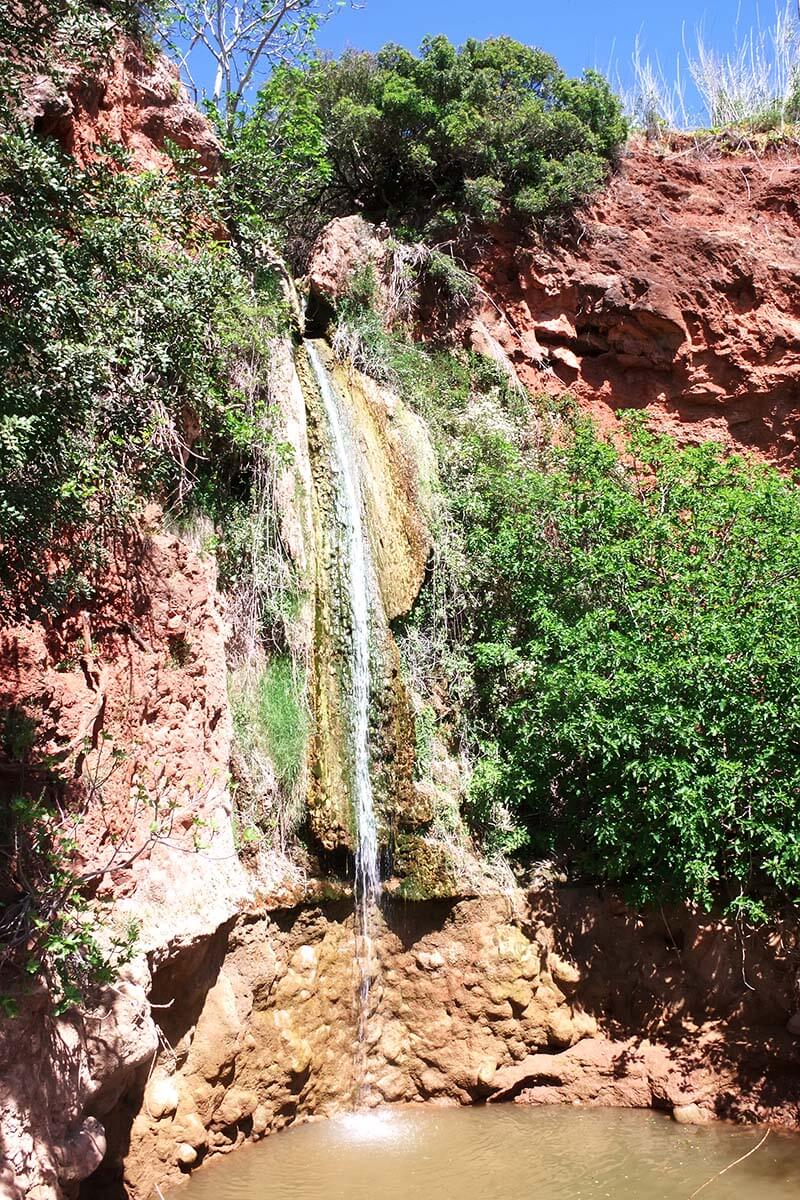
[224,34,627,247]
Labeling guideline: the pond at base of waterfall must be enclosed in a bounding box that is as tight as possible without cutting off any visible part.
[170,1105,800,1200]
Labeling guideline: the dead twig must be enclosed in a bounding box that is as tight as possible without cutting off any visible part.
[687,1128,771,1199]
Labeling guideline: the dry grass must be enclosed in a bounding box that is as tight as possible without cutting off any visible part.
[619,2,800,140]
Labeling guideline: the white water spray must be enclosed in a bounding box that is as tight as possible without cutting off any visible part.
[305,341,381,1100]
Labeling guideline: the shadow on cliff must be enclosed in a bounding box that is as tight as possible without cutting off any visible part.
[521,885,800,1123]
[80,917,236,1200]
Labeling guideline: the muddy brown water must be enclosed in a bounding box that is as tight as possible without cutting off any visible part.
[172,1106,800,1200]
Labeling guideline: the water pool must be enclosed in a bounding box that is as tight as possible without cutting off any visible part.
[172,1105,800,1200]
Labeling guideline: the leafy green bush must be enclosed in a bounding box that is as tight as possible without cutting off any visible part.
[448,413,800,917]
[223,34,627,249]
[0,127,286,617]
[336,276,800,918]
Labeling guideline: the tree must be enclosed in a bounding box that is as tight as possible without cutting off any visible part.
[166,0,339,130]
[220,35,627,251]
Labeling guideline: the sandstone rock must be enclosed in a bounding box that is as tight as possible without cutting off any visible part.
[546,1007,578,1048]
[461,147,800,469]
[379,1023,407,1064]
[375,1071,407,1102]
[187,971,243,1084]
[419,1068,447,1096]
[251,1106,272,1138]
[672,1103,713,1126]
[30,36,221,174]
[415,949,445,972]
[477,1061,496,1087]
[214,1089,257,1128]
[307,216,387,309]
[145,1078,180,1121]
[176,1143,197,1166]
[549,954,581,990]
[175,1112,207,1149]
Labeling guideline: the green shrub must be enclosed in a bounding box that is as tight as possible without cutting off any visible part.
[224,34,627,250]
[0,127,287,617]
[352,311,800,915]
[446,413,800,916]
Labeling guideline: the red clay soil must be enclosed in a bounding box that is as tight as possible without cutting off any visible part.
[23,35,220,174]
[460,142,800,466]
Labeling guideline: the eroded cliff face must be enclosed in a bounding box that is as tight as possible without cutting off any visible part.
[87,891,800,1198]
[0,524,249,1200]
[464,146,800,465]
[309,145,800,467]
[22,35,220,174]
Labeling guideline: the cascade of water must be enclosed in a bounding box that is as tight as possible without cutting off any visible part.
[305,340,381,1101]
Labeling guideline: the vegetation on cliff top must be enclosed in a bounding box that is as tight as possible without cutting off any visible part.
[221,34,627,251]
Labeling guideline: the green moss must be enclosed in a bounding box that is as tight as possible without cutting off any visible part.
[394,834,457,900]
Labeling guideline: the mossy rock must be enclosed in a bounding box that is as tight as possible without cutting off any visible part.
[394,834,458,900]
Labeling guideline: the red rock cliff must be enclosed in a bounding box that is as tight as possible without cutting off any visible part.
[309,145,800,466]
[462,143,800,466]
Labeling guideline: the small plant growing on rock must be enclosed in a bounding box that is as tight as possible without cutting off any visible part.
[0,725,172,1015]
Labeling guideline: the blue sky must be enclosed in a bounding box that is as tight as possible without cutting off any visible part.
[314,0,786,78]
[177,0,796,123]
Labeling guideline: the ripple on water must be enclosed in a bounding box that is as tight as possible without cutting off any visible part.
[170,1106,800,1200]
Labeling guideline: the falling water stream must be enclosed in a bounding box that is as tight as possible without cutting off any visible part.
[305,341,381,1101]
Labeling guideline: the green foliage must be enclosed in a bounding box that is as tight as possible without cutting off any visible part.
[254,655,308,789]
[0,127,287,616]
[226,34,627,250]
[230,656,308,845]
[412,703,437,782]
[444,412,800,915]
[0,0,160,114]
[465,744,530,857]
[350,310,800,914]
[0,3,302,1011]
[425,249,477,306]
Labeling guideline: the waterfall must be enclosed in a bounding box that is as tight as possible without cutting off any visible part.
[305,340,381,1101]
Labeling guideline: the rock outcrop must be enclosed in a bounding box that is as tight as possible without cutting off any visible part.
[23,35,220,174]
[463,144,800,466]
[308,143,800,467]
[85,891,800,1197]
[0,524,248,1199]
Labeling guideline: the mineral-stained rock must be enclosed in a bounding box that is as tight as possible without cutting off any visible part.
[672,1103,714,1125]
